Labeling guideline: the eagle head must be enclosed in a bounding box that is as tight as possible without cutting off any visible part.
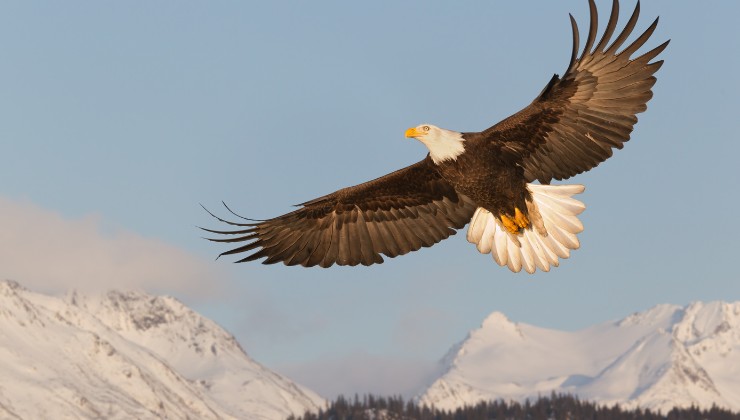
[405,124,465,165]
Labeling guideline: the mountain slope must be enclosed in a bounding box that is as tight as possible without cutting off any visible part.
[420,302,740,413]
[0,280,324,419]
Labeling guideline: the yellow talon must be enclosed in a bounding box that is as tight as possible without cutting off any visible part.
[500,214,519,234]
[514,208,529,229]
[500,208,530,234]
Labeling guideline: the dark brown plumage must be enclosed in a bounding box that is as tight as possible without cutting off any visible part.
[203,157,477,267]
[486,0,669,184]
[203,0,668,271]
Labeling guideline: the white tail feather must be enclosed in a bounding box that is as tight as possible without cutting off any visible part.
[466,183,585,273]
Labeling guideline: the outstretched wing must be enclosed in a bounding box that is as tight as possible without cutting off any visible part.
[203,157,476,267]
[483,0,669,183]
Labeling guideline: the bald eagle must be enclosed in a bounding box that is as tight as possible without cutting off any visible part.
[203,0,668,273]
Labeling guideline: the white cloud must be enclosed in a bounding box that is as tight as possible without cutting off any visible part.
[0,196,229,298]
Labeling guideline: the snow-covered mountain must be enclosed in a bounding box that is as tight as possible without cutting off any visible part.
[0,279,324,419]
[420,302,740,413]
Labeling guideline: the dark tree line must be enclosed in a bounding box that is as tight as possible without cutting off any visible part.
[289,393,740,420]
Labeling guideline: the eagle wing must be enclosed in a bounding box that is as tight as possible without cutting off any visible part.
[203,157,476,267]
[483,0,669,183]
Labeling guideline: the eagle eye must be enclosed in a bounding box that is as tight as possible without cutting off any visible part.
[423,126,430,132]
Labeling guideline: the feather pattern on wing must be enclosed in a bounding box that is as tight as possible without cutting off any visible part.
[480,0,669,183]
[202,157,476,267]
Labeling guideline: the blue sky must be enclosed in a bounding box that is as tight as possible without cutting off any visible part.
[2,1,739,398]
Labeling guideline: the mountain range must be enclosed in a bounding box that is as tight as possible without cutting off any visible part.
[419,301,740,413]
[0,279,324,419]
[3,277,740,418]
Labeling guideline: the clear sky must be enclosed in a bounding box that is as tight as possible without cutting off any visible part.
[2,1,739,399]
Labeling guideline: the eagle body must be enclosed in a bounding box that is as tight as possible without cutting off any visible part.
[436,135,531,222]
[204,0,668,273]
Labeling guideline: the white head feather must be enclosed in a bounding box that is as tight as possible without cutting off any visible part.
[405,124,466,165]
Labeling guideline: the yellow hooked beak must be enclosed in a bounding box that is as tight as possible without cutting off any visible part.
[405,127,426,138]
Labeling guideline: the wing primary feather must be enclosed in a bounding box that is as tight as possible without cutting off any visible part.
[577,107,637,126]
[639,40,670,64]
[199,226,255,236]
[580,0,598,61]
[594,0,619,53]
[219,241,261,257]
[234,246,271,263]
[201,204,256,227]
[222,201,266,222]
[202,233,257,243]
[606,0,640,54]
[286,230,319,266]
[566,14,580,73]
[597,66,658,88]
[260,230,305,265]
[619,17,660,58]
[240,224,282,246]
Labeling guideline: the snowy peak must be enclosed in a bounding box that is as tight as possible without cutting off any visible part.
[480,311,522,337]
[420,302,740,413]
[0,280,324,419]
